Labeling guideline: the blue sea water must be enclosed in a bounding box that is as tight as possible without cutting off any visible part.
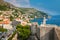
[30,15,60,26]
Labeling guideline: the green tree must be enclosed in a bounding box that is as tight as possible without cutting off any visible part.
[0,12,2,15]
[10,15,14,21]
[0,28,7,32]
[0,5,9,11]
[16,24,31,40]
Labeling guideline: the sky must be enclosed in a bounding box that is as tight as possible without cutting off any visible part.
[4,0,60,15]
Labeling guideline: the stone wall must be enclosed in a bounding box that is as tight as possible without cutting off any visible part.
[54,27,60,40]
[36,27,60,40]
[40,27,54,40]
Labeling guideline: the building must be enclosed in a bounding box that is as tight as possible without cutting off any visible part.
[30,22,38,35]
[0,10,14,15]
[12,20,21,27]
[0,18,13,30]
[15,18,28,26]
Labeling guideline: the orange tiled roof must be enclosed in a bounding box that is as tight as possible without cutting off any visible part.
[16,18,20,20]
[0,19,10,24]
[0,16,5,19]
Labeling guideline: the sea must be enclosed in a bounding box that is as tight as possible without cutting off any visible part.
[30,15,60,26]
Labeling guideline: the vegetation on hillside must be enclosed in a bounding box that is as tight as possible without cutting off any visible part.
[0,0,48,18]
[18,8,48,18]
[0,5,10,11]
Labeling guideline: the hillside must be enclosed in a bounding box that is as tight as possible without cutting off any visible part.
[15,8,48,18]
[0,0,15,10]
[0,0,48,18]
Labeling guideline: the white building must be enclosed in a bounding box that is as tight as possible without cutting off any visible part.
[3,24,13,30]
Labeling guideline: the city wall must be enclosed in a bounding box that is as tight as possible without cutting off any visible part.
[36,27,60,40]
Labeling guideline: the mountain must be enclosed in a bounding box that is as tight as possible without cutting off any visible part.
[0,0,15,10]
[16,8,48,18]
[0,0,14,7]
[0,0,48,18]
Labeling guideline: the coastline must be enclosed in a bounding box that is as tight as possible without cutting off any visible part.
[30,15,60,26]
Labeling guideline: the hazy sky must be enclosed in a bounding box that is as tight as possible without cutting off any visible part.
[4,0,60,15]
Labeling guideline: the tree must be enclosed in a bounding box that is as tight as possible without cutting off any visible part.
[0,12,2,15]
[16,24,31,40]
[10,15,14,21]
[0,28,7,32]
